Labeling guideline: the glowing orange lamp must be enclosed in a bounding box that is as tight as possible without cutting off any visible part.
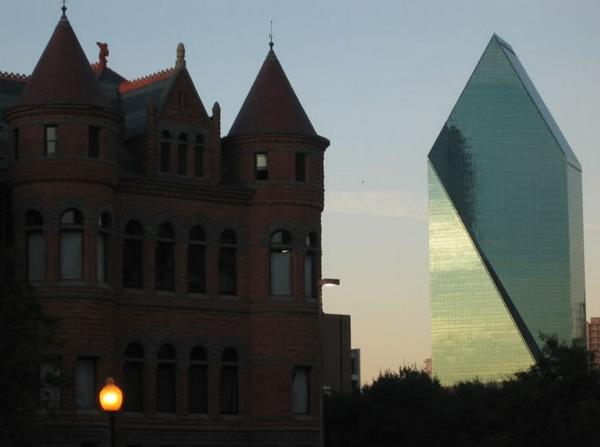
[99,377,123,447]
[99,377,123,412]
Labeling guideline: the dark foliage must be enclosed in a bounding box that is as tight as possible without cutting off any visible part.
[324,338,600,447]
[0,283,60,446]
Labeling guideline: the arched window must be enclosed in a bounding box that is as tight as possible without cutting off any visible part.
[25,210,45,281]
[189,346,208,413]
[97,213,111,284]
[123,220,143,289]
[188,226,206,293]
[59,208,83,280]
[123,343,144,412]
[177,133,188,175]
[219,229,237,295]
[270,230,292,296]
[194,134,204,177]
[156,223,175,291]
[305,233,318,298]
[220,348,239,414]
[157,344,176,413]
[160,130,171,173]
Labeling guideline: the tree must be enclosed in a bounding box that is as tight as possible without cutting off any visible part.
[0,283,60,447]
[324,338,600,447]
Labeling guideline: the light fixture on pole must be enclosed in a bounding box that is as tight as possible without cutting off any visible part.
[99,377,123,447]
[319,278,340,288]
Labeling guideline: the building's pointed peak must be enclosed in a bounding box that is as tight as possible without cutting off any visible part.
[490,33,515,54]
[228,46,316,137]
[16,10,109,108]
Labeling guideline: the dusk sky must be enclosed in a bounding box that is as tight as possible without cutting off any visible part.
[2,0,599,383]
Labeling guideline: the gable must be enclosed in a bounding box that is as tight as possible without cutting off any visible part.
[157,68,210,124]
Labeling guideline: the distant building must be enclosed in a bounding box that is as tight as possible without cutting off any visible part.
[322,314,360,393]
[351,349,361,391]
[428,34,586,386]
[423,358,432,378]
[588,318,600,367]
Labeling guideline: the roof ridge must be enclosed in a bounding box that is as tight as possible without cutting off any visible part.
[0,70,30,82]
[119,67,175,93]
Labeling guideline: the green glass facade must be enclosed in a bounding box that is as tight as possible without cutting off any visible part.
[428,35,586,385]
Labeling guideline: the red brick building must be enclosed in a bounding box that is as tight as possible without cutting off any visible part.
[588,318,600,367]
[0,6,329,447]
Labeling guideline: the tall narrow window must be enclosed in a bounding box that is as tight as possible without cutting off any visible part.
[292,367,310,414]
[97,213,111,284]
[219,229,237,295]
[177,133,187,175]
[305,233,318,299]
[270,230,292,296]
[76,357,96,409]
[26,210,45,282]
[123,343,144,412]
[194,135,204,177]
[45,125,58,155]
[255,153,268,180]
[155,223,175,291]
[295,153,306,182]
[123,220,143,289]
[89,126,100,158]
[188,226,206,293]
[178,91,188,109]
[157,344,176,413]
[40,356,61,409]
[189,346,208,414]
[13,128,19,160]
[220,348,239,415]
[59,209,83,280]
[160,131,171,173]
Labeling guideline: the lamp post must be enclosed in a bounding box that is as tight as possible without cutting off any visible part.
[99,377,123,447]
[319,277,340,447]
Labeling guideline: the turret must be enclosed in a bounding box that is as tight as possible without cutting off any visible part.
[4,6,121,285]
[222,42,329,206]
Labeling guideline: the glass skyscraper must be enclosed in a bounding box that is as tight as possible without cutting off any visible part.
[428,35,586,385]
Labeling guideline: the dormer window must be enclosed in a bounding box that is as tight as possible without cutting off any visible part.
[160,131,171,173]
[178,91,188,109]
[45,125,58,155]
[178,133,188,175]
[195,135,204,177]
[255,153,268,181]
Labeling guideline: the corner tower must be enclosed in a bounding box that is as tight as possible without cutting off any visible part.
[223,42,329,446]
[428,35,586,385]
[4,7,121,285]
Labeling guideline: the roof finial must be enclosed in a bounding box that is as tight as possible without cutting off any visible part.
[176,42,186,68]
[61,0,67,17]
[97,42,109,69]
[269,20,274,50]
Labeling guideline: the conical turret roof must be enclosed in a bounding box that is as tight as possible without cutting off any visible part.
[17,10,109,108]
[228,47,316,137]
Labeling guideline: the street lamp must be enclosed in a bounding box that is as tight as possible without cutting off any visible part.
[319,278,340,288]
[319,277,340,447]
[99,377,123,447]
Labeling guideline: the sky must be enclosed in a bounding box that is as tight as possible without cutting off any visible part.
[2,0,599,383]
